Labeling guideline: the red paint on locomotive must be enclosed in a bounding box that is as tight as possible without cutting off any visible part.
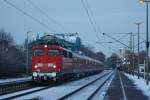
[32,44,103,82]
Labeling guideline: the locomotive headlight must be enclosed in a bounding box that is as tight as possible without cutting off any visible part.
[48,63,57,68]
[53,65,56,68]
[44,45,47,48]
[34,65,38,69]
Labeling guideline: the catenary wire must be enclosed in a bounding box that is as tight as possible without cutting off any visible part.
[27,0,67,32]
[3,0,56,33]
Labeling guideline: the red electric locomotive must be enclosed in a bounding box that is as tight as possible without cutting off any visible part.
[32,44,103,82]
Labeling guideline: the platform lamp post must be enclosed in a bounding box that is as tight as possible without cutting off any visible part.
[140,0,150,85]
[26,31,31,75]
[134,22,143,79]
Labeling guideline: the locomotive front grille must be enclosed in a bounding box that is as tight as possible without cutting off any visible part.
[33,71,57,78]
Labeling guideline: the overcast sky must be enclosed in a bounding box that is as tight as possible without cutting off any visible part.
[0,0,149,57]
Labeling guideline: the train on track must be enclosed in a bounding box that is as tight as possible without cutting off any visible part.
[32,35,103,82]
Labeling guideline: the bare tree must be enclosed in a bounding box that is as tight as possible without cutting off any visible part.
[106,53,120,69]
[95,51,106,62]
[0,29,26,78]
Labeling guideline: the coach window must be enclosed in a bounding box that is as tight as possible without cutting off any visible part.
[48,50,59,56]
[82,60,84,64]
[76,58,79,64]
[33,49,43,56]
[90,61,92,65]
[76,58,78,64]
[69,52,72,58]
[74,58,77,64]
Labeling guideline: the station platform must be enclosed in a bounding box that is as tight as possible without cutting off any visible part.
[104,71,149,100]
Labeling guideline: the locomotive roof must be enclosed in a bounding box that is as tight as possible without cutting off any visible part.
[32,45,62,49]
[59,46,102,64]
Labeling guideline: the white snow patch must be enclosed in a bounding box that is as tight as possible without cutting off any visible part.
[14,71,112,100]
[125,73,150,99]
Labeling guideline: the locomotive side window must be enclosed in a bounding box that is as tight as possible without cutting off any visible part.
[62,50,72,58]
[48,50,59,56]
[33,49,43,56]
[63,50,67,57]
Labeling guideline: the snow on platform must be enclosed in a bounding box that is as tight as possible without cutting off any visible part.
[125,73,150,100]
[104,72,149,100]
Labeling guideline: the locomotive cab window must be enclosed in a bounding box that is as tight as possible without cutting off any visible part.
[69,52,72,58]
[48,50,59,56]
[33,49,43,56]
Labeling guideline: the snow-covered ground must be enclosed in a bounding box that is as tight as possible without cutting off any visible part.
[65,72,114,100]
[10,70,111,100]
[0,77,31,84]
[125,73,150,99]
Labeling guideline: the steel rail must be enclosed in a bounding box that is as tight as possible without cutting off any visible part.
[1,71,105,99]
[0,80,33,95]
[87,72,114,100]
[58,71,112,100]
[1,86,52,100]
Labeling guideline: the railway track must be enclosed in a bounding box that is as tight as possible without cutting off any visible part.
[0,79,33,96]
[1,86,50,100]
[0,71,112,100]
[87,73,114,100]
[58,71,114,100]
[0,80,62,100]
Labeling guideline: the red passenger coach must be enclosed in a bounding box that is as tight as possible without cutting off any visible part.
[32,44,103,82]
